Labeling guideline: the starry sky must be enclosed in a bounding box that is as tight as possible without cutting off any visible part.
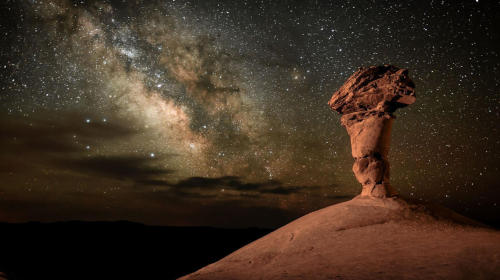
[0,0,499,228]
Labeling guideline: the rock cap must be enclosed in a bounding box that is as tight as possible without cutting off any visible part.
[328,65,416,115]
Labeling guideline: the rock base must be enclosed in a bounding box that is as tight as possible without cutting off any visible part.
[180,196,499,280]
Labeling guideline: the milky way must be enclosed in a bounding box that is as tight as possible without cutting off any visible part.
[0,0,499,227]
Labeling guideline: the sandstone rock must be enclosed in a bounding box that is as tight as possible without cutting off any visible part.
[179,196,499,280]
[328,65,416,114]
[329,65,416,197]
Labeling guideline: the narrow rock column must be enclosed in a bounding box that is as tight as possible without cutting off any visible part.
[329,65,416,198]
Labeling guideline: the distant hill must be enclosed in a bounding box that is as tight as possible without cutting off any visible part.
[0,221,271,280]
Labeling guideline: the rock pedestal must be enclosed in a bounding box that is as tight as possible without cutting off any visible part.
[329,65,416,197]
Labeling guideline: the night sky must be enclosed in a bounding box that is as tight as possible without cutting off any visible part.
[0,0,498,228]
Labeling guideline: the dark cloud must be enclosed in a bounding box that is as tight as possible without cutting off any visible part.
[0,111,140,174]
[56,155,174,183]
[0,117,81,155]
[135,179,172,186]
[0,110,314,199]
[172,176,268,190]
[0,112,137,154]
[148,175,316,196]
[260,186,305,195]
[0,112,174,186]
[130,175,324,202]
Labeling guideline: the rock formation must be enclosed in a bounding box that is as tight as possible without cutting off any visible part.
[179,196,499,280]
[179,66,500,280]
[328,65,416,198]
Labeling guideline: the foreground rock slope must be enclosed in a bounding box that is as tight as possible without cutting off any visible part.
[180,196,500,280]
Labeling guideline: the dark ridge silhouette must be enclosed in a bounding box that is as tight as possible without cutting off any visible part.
[0,221,271,280]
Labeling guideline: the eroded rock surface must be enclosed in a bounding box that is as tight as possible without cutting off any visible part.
[179,196,499,280]
[329,65,416,197]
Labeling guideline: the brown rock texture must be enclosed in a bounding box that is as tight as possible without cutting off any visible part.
[179,196,500,280]
[329,65,416,197]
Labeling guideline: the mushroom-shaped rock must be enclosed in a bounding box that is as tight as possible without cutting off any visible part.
[329,65,416,197]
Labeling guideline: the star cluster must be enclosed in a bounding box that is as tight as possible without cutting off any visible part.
[0,0,498,227]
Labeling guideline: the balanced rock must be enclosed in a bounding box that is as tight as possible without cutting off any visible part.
[329,65,416,198]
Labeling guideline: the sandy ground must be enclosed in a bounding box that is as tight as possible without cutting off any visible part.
[180,196,500,280]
